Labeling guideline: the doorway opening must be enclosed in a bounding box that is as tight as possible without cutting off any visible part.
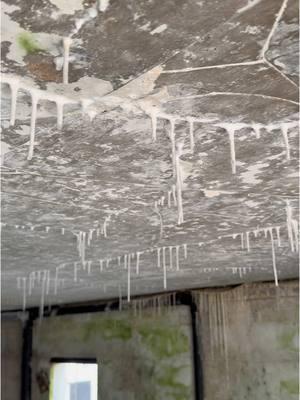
[49,358,98,400]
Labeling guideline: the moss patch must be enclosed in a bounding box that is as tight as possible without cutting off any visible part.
[138,324,189,359]
[82,318,132,341]
[278,329,299,352]
[280,379,299,395]
[17,32,43,54]
[158,366,190,400]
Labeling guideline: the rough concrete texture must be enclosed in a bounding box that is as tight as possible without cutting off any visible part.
[1,0,299,309]
[1,318,23,400]
[31,305,195,400]
[193,280,299,400]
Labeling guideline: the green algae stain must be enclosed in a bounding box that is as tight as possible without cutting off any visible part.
[280,379,299,395]
[82,318,132,341]
[17,32,43,54]
[138,325,189,358]
[158,366,190,400]
[278,329,299,353]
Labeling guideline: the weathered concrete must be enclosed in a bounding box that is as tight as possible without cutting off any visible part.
[1,0,299,309]
[1,318,23,400]
[31,305,195,400]
[193,280,299,400]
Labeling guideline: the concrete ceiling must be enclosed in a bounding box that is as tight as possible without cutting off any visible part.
[1,0,299,311]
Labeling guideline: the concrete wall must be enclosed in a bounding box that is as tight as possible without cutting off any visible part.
[1,318,23,400]
[31,305,195,400]
[193,281,299,400]
[1,281,298,400]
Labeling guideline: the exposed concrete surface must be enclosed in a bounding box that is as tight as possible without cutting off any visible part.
[31,305,195,400]
[1,0,299,310]
[193,280,299,400]
[1,318,23,400]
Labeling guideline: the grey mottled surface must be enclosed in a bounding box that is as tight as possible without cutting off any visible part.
[1,0,299,310]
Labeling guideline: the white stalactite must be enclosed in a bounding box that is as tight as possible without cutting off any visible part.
[28,94,39,160]
[187,117,195,152]
[9,80,19,126]
[280,124,290,160]
[268,228,279,286]
[63,37,72,84]
[151,109,158,141]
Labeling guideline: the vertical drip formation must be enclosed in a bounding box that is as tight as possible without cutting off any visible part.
[28,93,39,160]
[127,254,131,302]
[227,127,236,174]
[280,124,290,160]
[245,232,250,252]
[168,117,177,176]
[286,200,299,252]
[56,100,65,129]
[267,228,278,286]
[175,142,184,225]
[9,79,19,126]
[2,75,80,160]
[76,231,86,264]
[63,37,72,85]
[151,109,158,141]
[187,117,195,153]
[251,123,261,139]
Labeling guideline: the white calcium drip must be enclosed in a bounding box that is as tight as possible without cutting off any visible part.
[76,231,86,263]
[157,247,161,267]
[169,246,173,269]
[280,124,290,160]
[9,79,19,126]
[187,117,195,152]
[2,74,78,158]
[28,273,32,296]
[74,262,78,281]
[175,245,180,270]
[124,254,128,270]
[63,37,72,84]
[136,252,140,274]
[99,259,104,272]
[27,93,39,160]
[183,243,187,259]
[87,260,92,274]
[251,123,261,139]
[172,184,177,206]
[240,233,244,249]
[167,191,172,208]
[217,123,247,174]
[56,100,64,129]
[168,118,177,176]
[22,278,27,311]
[151,109,158,141]
[46,270,51,295]
[268,228,279,286]
[163,247,167,289]
[162,246,166,269]
[39,274,46,322]
[245,231,250,252]
[275,226,281,247]
[127,254,131,302]
[285,200,296,252]
[228,127,236,174]
[291,220,299,252]
[175,142,184,224]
